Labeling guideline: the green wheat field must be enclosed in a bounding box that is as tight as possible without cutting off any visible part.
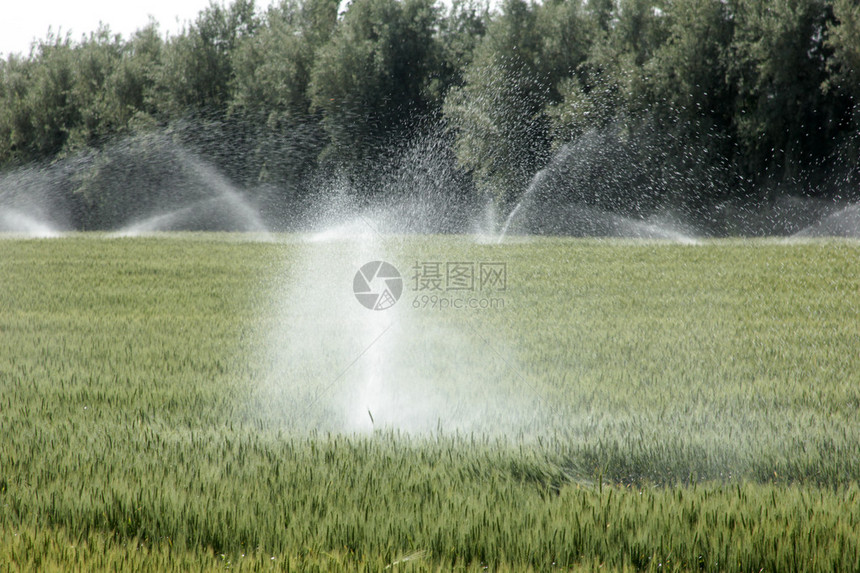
[1,235,859,571]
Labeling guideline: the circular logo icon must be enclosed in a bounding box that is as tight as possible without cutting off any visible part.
[353,261,403,310]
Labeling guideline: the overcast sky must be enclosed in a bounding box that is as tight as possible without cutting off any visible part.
[0,0,244,58]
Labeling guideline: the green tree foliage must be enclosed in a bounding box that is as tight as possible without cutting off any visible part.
[824,0,860,179]
[1,0,859,218]
[436,0,490,93]
[228,0,338,188]
[308,0,442,173]
[727,0,841,183]
[155,0,258,114]
[0,35,78,163]
[443,0,589,203]
[0,25,165,163]
[642,0,734,131]
[110,24,164,130]
[543,0,853,209]
[64,27,130,151]
[827,0,860,101]
[231,0,339,115]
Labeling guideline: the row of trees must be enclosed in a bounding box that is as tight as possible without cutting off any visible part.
[1,0,859,221]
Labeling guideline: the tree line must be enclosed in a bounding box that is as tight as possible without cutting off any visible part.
[1,0,858,226]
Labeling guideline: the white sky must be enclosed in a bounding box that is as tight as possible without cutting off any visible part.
[1,0,474,58]
[0,0,264,58]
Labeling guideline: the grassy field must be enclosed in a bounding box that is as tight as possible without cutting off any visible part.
[0,234,859,571]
